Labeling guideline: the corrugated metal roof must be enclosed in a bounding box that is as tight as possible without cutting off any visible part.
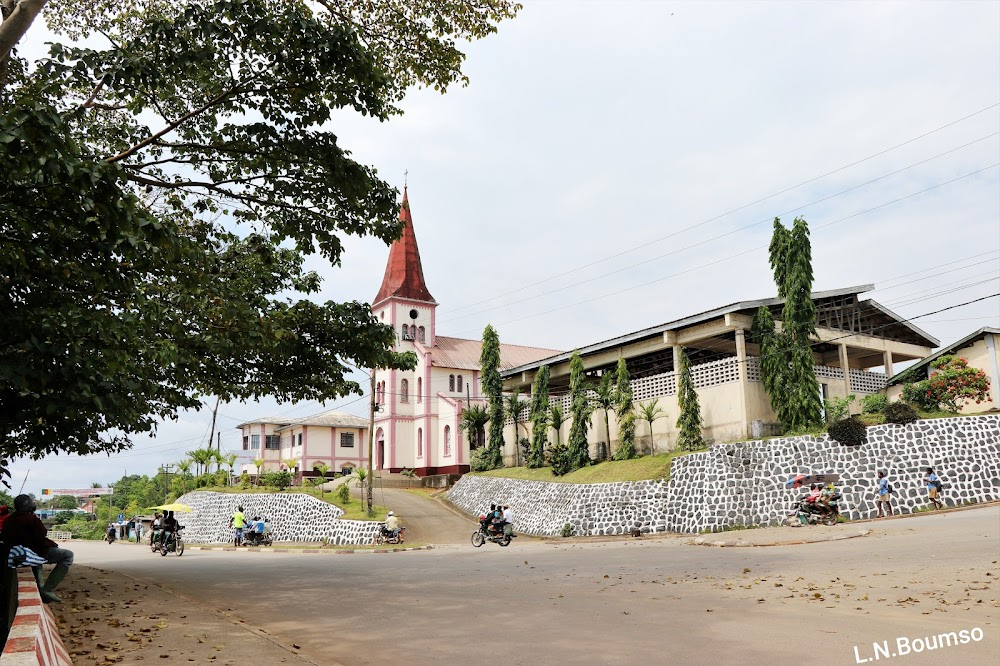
[432,336,563,372]
[887,327,1000,385]
[275,410,370,431]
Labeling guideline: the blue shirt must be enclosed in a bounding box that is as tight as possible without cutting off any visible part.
[926,473,939,489]
[877,478,889,496]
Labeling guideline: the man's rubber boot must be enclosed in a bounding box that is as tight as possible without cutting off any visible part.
[40,564,69,604]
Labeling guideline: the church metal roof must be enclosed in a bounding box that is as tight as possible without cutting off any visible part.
[372,188,436,306]
[432,336,563,372]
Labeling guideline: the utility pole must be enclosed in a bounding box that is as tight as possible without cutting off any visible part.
[159,464,175,503]
[366,371,376,516]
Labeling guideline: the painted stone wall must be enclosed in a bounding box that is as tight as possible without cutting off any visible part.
[174,492,381,545]
[448,414,1000,535]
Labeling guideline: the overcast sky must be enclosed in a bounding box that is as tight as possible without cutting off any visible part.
[11,1,1000,497]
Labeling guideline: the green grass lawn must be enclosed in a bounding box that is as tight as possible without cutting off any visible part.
[470,450,694,484]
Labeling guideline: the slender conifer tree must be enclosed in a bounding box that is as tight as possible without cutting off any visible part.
[527,365,551,468]
[565,352,593,471]
[612,358,636,460]
[480,324,504,469]
[675,347,705,451]
[753,217,823,431]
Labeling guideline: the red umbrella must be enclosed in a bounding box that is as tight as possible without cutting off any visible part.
[785,473,840,488]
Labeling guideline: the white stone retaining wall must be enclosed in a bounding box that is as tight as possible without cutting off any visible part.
[448,414,1000,535]
[174,492,381,545]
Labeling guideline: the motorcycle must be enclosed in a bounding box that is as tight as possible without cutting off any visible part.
[105,527,116,544]
[244,530,273,547]
[472,518,515,547]
[160,526,185,556]
[786,494,841,527]
[374,525,405,546]
[150,529,162,552]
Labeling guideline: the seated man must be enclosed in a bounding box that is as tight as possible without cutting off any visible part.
[0,495,74,603]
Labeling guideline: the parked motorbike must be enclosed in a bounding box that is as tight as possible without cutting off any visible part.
[472,518,515,547]
[244,530,273,547]
[786,495,841,527]
[160,526,185,556]
[374,525,405,546]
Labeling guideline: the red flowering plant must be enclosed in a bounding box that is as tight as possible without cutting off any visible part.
[901,356,991,413]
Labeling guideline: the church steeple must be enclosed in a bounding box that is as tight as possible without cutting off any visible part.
[373,187,436,307]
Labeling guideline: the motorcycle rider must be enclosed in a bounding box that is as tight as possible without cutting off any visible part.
[161,511,179,549]
[384,511,400,540]
[105,522,117,542]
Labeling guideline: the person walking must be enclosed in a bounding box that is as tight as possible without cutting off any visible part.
[925,467,943,510]
[0,495,74,603]
[875,471,893,518]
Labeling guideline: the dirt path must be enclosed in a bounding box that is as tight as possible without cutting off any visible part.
[49,564,328,665]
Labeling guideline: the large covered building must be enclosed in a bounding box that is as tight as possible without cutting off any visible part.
[501,286,940,458]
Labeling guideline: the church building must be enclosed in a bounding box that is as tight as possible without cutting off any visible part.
[370,189,560,475]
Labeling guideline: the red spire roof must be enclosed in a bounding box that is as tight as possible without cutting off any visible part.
[373,188,436,306]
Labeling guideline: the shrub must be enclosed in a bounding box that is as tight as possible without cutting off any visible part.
[827,416,867,446]
[549,441,571,476]
[824,394,856,424]
[239,472,251,489]
[901,356,991,412]
[470,447,493,472]
[262,470,292,490]
[884,401,919,425]
[335,482,351,504]
[861,394,888,414]
[560,523,574,538]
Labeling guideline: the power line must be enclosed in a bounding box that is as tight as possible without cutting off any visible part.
[439,103,1000,318]
[449,163,1000,337]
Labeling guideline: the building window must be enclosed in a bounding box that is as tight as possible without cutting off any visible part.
[400,378,409,402]
[418,326,425,343]
[417,428,423,457]
[297,433,303,447]
[242,435,249,450]
[444,426,451,456]
[251,434,260,450]
[449,374,455,391]
[417,377,422,403]
[265,435,280,450]
[402,324,414,340]
[457,374,463,393]
[341,432,355,448]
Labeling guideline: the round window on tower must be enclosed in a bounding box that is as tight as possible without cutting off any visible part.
[409,309,419,320]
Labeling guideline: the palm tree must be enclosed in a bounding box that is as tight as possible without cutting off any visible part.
[312,463,331,498]
[176,459,193,494]
[253,457,264,486]
[281,457,299,477]
[210,448,224,475]
[590,372,616,461]
[460,403,490,450]
[223,453,238,486]
[187,448,213,476]
[636,400,666,455]
[350,468,371,515]
[504,389,527,466]
[548,403,565,450]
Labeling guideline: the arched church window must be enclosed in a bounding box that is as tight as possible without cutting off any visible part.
[457,375,463,393]
[444,425,451,456]
[417,326,425,343]
[417,377,422,403]
[400,379,409,402]
[449,374,455,392]
[417,428,423,457]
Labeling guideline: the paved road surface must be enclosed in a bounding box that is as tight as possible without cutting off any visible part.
[354,486,478,545]
[67,506,999,665]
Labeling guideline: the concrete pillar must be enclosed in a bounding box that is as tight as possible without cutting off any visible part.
[735,329,750,439]
[883,350,894,380]
[672,345,682,375]
[839,344,852,396]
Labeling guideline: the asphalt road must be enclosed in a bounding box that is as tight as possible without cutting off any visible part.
[69,506,1000,666]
